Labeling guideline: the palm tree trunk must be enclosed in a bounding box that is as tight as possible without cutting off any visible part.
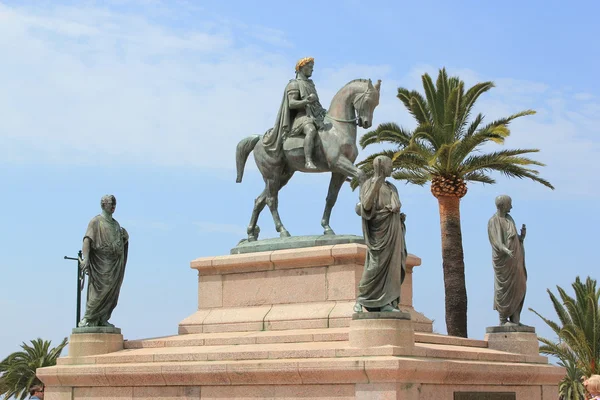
[437,195,468,337]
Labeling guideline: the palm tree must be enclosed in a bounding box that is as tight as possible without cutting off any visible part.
[558,356,586,400]
[530,276,600,399]
[0,337,68,400]
[357,68,553,337]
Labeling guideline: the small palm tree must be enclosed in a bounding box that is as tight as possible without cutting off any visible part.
[530,276,600,399]
[357,68,553,337]
[558,355,586,400]
[0,337,68,400]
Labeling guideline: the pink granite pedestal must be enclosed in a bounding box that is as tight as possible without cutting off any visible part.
[37,244,563,400]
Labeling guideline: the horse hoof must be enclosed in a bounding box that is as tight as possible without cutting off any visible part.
[279,230,291,238]
[323,228,335,236]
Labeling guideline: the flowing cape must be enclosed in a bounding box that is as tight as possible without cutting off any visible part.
[262,80,295,156]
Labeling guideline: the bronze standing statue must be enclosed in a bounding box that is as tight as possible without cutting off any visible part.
[353,156,407,313]
[487,195,527,326]
[236,57,381,241]
[78,195,129,328]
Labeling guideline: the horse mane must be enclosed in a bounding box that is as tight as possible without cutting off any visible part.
[346,78,370,85]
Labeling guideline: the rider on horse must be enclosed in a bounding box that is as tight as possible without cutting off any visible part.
[262,57,327,169]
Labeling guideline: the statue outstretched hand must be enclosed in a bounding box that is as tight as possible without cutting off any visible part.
[520,224,526,241]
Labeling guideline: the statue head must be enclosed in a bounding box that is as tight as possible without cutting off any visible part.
[100,194,117,215]
[355,79,381,129]
[495,195,512,214]
[373,155,393,178]
[295,57,314,78]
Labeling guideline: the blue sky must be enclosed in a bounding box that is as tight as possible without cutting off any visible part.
[1,0,599,362]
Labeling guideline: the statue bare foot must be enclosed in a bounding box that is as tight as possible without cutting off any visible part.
[353,302,363,313]
[78,318,89,327]
[380,304,401,313]
[305,161,317,170]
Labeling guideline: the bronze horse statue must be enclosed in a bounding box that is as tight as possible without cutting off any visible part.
[236,78,381,241]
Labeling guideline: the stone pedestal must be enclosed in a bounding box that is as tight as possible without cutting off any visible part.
[37,244,564,400]
[68,330,123,358]
[350,312,413,350]
[179,243,432,334]
[484,325,539,356]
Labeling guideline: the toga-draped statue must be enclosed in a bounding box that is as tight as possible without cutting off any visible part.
[353,156,407,313]
[487,195,527,326]
[78,195,129,328]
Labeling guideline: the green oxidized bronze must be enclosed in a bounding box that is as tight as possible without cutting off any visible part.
[236,57,381,242]
[353,156,407,313]
[77,195,129,329]
[488,195,528,326]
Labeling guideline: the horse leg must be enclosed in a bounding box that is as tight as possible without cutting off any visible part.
[246,189,267,241]
[321,172,347,235]
[266,177,291,237]
[334,155,365,182]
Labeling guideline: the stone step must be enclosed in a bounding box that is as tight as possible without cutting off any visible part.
[123,328,488,350]
[41,356,563,389]
[58,338,544,367]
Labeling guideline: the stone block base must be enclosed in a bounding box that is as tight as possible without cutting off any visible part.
[350,313,413,349]
[484,326,539,356]
[68,333,123,358]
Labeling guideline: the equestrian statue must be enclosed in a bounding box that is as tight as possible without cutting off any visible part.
[236,57,381,242]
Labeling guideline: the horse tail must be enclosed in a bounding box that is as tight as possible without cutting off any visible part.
[236,135,261,183]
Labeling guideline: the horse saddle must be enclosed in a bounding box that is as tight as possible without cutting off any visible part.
[282,128,328,152]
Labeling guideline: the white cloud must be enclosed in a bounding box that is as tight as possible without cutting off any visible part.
[0,2,391,169]
[0,4,598,198]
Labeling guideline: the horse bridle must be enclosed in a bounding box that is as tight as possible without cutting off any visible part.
[325,88,372,125]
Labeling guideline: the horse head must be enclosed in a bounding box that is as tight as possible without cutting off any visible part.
[355,79,381,129]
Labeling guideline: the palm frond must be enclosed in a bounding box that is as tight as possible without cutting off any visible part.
[422,73,440,126]
[359,123,412,149]
[391,169,430,185]
[397,88,430,124]
[393,141,435,165]
[443,82,464,141]
[463,171,495,184]
[494,164,555,189]
[465,113,484,138]
[460,82,494,129]
[477,110,536,138]
[409,96,431,126]
[458,150,553,189]
[435,69,448,124]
